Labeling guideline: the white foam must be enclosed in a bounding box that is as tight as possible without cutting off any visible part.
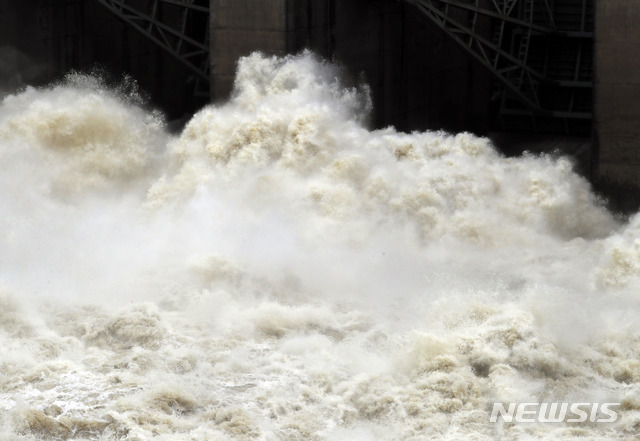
[0,51,638,440]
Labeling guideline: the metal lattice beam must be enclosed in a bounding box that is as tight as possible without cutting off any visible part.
[406,0,594,132]
[414,0,548,114]
[95,0,210,93]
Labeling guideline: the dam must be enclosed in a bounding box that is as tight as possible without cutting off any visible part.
[2,2,640,440]
[0,0,638,201]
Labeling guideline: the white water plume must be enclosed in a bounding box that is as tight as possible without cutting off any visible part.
[0,51,639,440]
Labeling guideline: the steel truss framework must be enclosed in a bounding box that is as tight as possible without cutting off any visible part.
[95,0,593,133]
[95,0,210,99]
[408,0,594,133]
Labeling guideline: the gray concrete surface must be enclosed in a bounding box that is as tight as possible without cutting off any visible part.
[594,0,640,189]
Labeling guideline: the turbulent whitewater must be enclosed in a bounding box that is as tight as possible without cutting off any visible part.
[1,52,639,440]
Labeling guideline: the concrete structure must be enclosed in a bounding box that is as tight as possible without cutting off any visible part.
[0,0,491,132]
[1,0,640,203]
[594,0,640,189]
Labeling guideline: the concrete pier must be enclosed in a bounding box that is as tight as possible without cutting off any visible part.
[594,0,640,190]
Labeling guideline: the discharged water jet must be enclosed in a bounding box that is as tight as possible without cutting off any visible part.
[0,51,639,440]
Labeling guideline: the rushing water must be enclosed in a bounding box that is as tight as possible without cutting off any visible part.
[0,52,639,440]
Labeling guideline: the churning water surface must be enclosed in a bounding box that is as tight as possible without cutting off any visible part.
[0,52,639,440]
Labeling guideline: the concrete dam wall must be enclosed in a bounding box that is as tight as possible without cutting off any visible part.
[0,0,638,200]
